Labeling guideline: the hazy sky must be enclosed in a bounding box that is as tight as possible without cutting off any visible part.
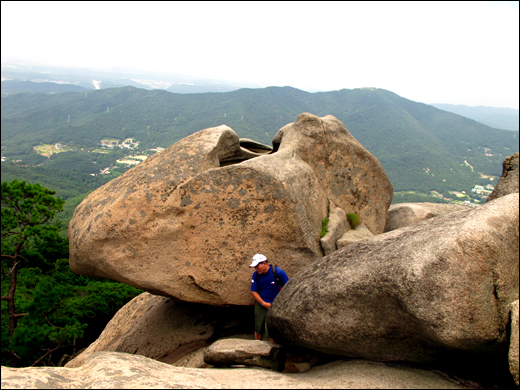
[1,1,519,108]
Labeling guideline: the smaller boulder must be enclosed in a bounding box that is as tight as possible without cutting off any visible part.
[203,338,285,371]
[510,300,519,387]
[487,152,519,202]
[384,203,467,232]
[320,200,349,255]
[336,224,374,248]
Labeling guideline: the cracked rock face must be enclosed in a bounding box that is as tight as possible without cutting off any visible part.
[69,113,392,305]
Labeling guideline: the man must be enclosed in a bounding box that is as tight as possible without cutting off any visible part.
[250,253,289,342]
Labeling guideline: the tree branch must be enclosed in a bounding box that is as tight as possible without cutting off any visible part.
[44,314,63,329]
[31,344,63,367]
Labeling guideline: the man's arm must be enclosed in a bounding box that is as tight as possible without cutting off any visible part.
[251,291,271,309]
[279,268,289,286]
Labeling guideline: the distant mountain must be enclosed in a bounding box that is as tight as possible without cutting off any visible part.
[1,80,89,97]
[166,83,238,94]
[432,104,519,131]
[2,86,517,200]
[1,61,256,94]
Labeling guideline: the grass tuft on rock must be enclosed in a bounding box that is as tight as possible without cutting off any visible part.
[347,213,361,228]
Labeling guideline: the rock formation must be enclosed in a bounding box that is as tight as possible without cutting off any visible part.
[2,351,470,389]
[384,202,468,232]
[203,338,285,371]
[487,152,519,202]
[320,200,350,255]
[271,113,393,235]
[68,113,393,306]
[7,117,517,388]
[268,192,519,386]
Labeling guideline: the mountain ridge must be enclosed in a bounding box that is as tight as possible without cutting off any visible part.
[431,103,519,131]
[1,86,517,200]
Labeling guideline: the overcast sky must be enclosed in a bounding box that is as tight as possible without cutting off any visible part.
[1,1,519,108]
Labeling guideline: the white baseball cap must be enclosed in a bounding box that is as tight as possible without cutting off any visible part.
[249,253,267,268]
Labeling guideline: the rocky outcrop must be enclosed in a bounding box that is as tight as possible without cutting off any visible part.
[203,338,285,371]
[320,200,350,255]
[268,193,519,386]
[510,300,519,387]
[487,152,519,202]
[272,113,393,235]
[66,292,252,368]
[1,351,470,389]
[68,113,392,306]
[384,202,468,232]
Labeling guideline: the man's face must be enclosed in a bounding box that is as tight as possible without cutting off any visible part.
[255,261,269,274]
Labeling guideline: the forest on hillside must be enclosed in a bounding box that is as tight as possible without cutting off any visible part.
[1,179,143,368]
[2,86,516,192]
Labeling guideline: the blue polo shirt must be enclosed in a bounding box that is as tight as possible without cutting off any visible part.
[250,265,289,303]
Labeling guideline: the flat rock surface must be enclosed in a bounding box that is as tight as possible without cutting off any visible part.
[2,351,471,389]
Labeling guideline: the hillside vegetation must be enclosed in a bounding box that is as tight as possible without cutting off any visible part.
[2,86,518,207]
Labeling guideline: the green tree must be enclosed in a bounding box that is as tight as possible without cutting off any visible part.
[1,179,65,366]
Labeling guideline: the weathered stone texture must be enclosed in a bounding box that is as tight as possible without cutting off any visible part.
[268,193,519,384]
[272,113,393,235]
[2,351,469,389]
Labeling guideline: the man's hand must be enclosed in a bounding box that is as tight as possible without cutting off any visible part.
[252,291,271,309]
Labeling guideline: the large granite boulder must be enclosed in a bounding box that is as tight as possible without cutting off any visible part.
[487,152,519,202]
[203,338,285,371]
[384,202,468,232]
[1,351,470,389]
[69,113,392,306]
[66,292,252,368]
[268,193,519,385]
